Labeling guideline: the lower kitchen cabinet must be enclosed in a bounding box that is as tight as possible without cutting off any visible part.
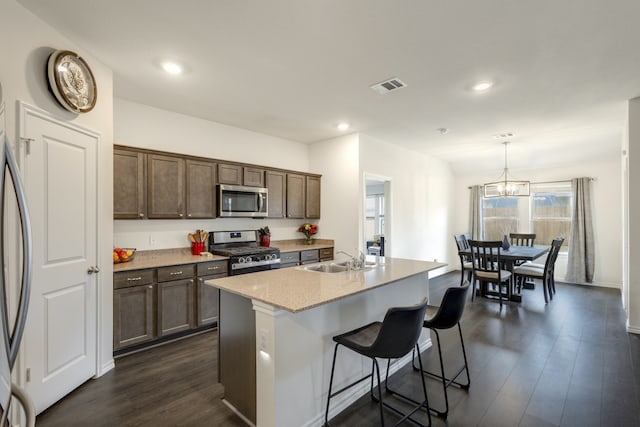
[158,278,195,336]
[113,270,156,351]
[197,275,221,326]
[280,247,333,268]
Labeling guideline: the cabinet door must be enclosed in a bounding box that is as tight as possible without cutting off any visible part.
[305,175,321,219]
[158,278,195,336]
[114,149,146,219]
[300,249,320,264]
[114,284,155,350]
[265,170,286,218]
[218,163,242,185]
[319,247,334,261]
[186,159,217,218]
[286,173,306,218]
[147,153,185,219]
[243,167,265,187]
[197,275,222,326]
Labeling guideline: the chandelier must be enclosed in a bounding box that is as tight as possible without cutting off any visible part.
[483,141,530,198]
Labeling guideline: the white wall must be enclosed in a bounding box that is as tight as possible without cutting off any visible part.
[454,157,622,288]
[113,98,317,250]
[308,133,360,255]
[625,97,640,333]
[0,0,115,381]
[358,134,454,276]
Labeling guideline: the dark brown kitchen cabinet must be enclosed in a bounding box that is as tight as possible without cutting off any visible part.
[265,170,286,218]
[243,167,265,187]
[157,265,195,336]
[114,148,146,219]
[218,163,242,185]
[196,261,228,326]
[320,247,334,261]
[147,154,185,219]
[186,159,217,218]
[113,269,155,350]
[305,175,321,219]
[286,173,306,218]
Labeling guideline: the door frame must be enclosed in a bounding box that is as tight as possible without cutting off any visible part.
[15,102,106,389]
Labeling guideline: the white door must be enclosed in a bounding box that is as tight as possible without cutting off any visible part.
[19,104,99,414]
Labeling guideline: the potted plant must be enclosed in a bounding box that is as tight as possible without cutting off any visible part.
[298,223,318,245]
[258,226,271,247]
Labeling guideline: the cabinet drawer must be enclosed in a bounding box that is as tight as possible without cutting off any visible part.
[319,247,334,260]
[280,251,300,265]
[114,269,154,289]
[300,249,319,263]
[157,264,195,282]
[197,261,228,276]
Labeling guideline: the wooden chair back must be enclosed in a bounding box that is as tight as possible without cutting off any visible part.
[510,233,536,247]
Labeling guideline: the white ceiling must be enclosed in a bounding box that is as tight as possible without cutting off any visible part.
[19,0,640,174]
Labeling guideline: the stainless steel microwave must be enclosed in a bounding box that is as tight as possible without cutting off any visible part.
[218,184,268,217]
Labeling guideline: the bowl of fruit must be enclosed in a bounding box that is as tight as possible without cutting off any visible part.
[113,248,136,264]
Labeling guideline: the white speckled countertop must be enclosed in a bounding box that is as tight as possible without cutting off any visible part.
[113,248,228,272]
[206,257,445,313]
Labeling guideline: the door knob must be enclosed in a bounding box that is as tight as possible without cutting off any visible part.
[87,266,100,274]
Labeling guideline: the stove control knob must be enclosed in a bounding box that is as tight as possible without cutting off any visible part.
[246,256,253,263]
[269,254,276,260]
[239,257,246,263]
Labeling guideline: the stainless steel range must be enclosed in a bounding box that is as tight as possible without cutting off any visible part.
[208,230,280,275]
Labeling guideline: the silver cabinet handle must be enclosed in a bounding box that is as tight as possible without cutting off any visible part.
[188,213,192,217]
[170,271,183,275]
[148,285,153,289]
[179,213,184,217]
[127,276,142,281]
[139,212,144,218]
[207,266,219,270]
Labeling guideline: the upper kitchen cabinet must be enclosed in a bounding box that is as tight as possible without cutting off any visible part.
[265,170,286,218]
[305,175,321,219]
[286,173,306,219]
[243,167,265,187]
[114,148,146,219]
[186,159,217,219]
[218,163,265,188]
[147,153,186,219]
[218,163,242,185]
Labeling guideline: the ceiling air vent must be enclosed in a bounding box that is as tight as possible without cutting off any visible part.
[369,77,407,95]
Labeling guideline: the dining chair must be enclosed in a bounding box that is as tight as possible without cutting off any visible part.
[468,240,512,307]
[453,234,473,286]
[513,237,564,303]
[509,233,536,247]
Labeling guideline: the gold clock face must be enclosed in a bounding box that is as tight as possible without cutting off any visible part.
[47,50,97,113]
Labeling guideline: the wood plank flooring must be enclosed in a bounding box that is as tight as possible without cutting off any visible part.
[36,272,640,426]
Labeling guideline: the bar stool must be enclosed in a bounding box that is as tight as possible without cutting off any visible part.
[413,283,470,419]
[325,300,431,427]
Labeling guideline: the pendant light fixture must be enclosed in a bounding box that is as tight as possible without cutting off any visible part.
[484,141,530,197]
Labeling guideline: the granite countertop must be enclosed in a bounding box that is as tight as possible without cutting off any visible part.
[113,248,228,272]
[205,257,446,313]
[271,239,334,252]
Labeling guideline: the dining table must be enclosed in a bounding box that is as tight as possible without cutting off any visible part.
[459,245,548,302]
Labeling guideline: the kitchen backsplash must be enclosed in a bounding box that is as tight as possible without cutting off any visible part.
[114,218,315,250]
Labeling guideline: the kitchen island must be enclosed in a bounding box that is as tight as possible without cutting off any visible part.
[206,257,445,427]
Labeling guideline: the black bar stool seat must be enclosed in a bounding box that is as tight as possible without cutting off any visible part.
[325,299,431,427]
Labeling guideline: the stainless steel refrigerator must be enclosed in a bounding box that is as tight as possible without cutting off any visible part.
[0,84,35,426]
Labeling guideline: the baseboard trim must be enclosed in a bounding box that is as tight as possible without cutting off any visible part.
[626,323,640,335]
[302,337,433,427]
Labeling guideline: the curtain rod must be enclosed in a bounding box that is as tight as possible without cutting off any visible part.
[468,178,595,190]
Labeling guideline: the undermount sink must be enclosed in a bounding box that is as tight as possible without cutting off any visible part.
[301,260,379,273]
[302,264,348,273]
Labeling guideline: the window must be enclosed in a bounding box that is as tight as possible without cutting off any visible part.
[481,182,572,249]
[365,194,384,239]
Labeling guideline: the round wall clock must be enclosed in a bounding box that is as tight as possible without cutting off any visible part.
[47,50,97,113]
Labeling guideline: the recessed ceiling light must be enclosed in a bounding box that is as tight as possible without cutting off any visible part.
[337,122,350,131]
[472,81,493,92]
[161,61,183,75]
[437,127,449,135]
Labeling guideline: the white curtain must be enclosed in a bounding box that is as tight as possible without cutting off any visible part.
[469,185,482,239]
[566,177,595,283]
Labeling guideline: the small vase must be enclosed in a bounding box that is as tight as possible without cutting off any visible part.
[305,237,313,245]
[260,234,270,247]
[502,235,510,251]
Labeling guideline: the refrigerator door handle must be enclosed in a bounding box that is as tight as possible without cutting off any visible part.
[1,137,33,369]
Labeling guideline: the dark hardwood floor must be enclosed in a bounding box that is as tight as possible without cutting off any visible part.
[36,272,640,427]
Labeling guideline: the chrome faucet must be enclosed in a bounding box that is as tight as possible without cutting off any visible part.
[337,250,366,270]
